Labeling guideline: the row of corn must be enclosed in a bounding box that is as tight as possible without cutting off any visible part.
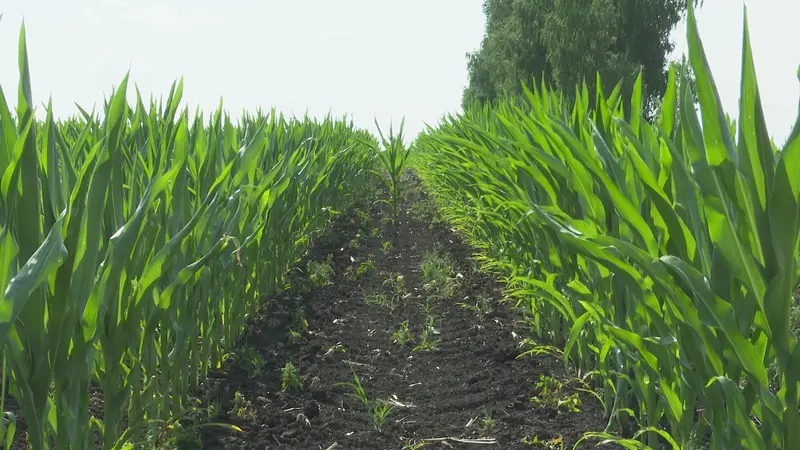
[415,6,800,450]
[0,24,376,449]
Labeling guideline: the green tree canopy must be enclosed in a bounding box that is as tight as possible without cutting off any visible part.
[463,0,700,117]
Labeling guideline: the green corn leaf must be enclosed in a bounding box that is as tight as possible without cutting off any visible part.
[0,215,67,340]
[0,87,15,175]
[736,6,774,220]
[660,255,767,386]
[661,65,677,137]
[706,376,766,450]
[685,4,738,170]
[630,71,643,139]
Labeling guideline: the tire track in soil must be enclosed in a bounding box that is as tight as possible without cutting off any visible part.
[199,174,609,449]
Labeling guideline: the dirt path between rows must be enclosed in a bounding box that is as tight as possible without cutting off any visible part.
[199,173,608,449]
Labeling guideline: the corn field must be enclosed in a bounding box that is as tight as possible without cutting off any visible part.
[2,3,800,450]
[0,24,375,449]
[416,7,799,450]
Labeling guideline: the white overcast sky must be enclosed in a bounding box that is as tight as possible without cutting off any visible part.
[0,1,798,144]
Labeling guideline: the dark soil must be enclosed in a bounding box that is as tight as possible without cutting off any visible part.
[197,173,609,450]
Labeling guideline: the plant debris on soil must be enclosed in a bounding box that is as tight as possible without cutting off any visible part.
[196,173,610,450]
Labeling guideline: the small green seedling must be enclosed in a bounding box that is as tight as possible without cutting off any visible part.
[323,342,347,357]
[458,294,493,318]
[530,375,581,413]
[354,209,371,226]
[281,363,302,392]
[287,329,306,345]
[229,391,256,420]
[479,413,496,436]
[420,249,457,299]
[379,216,393,230]
[363,274,406,312]
[233,345,265,377]
[339,368,395,432]
[342,368,369,406]
[371,398,395,433]
[152,401,238,450]
[382,273,407,306]
[365,292,390,308]
[392,321,414,346]
[307,256,335,286]
[357,258,376,276]
[412,313,440,352]
[349,234,364,250]
[516,338,563,359]
[292,307,308,332]
[522,435,565,449]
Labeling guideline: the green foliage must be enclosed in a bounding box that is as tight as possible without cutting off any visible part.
[391,321,414,346]
[287,329,306,345]
[382,273,407,307]
[530,375,582,413]
[418,4,800,448]
[342,368,370,406]
[307,257,335,287]
[412,308,440,352]
[458,294,493,319]
[420,249,457,299]
[364,119,412,220]
[0,22,376,449]
[323,342,347,357]
[364,273,407,312]
[229,392,256,420]
[280,363,302,393]
[348,235,363,249]
[516,338,563,359]
[357,257,377,275]
[364,292,390,307]
[291,307,309,332]
[370,398,395,433]
[401,443,427,450]
[522,435,565,449]
[340,368,395,432]
[232,346,265,377]
[463,0,701,117]
[477,413,496,437]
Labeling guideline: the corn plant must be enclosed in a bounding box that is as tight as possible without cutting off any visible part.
[416,4,800,449]
[391,320,414,346]
[364,118,411,220]
[341,368,370,407]
[371,398,394,433]
[339,368,394,432]
[0,22,376,449]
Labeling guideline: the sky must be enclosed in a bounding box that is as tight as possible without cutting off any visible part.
[0,0,798,144]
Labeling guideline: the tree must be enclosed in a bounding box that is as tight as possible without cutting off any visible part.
[463,0,701,117]
[462,0,554,107]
